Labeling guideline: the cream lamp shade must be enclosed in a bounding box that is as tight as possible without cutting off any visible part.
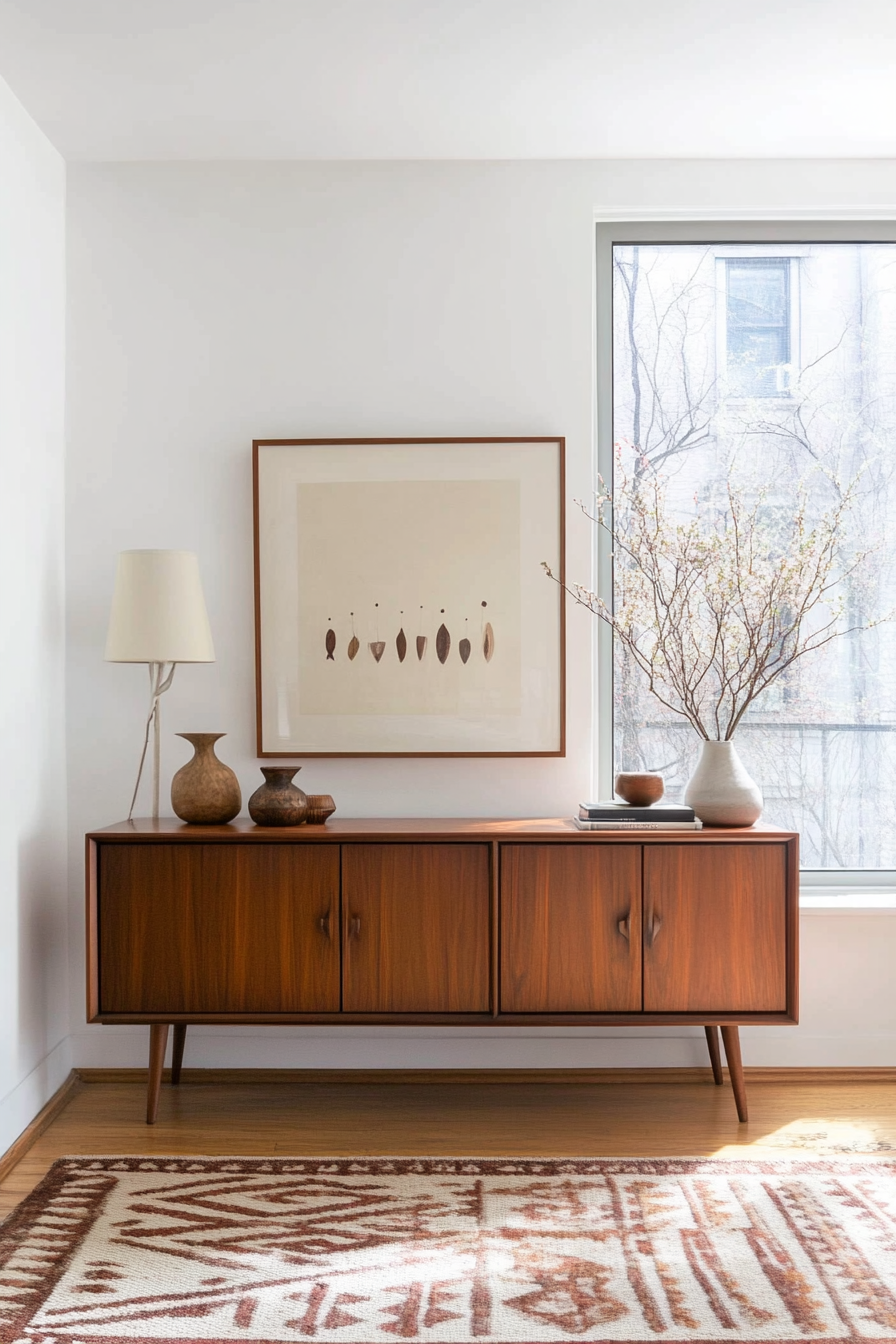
[105,550,215,663]
[106,550,215,822]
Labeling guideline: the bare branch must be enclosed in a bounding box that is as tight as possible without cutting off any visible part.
[549,448,883,740]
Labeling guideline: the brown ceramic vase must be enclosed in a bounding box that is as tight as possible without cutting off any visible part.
[305,793,337,824]
[248,767,308,826]
[614,772,665,807]
[171,733,241,824]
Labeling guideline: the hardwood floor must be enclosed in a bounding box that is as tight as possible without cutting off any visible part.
[2,1073,895,1219]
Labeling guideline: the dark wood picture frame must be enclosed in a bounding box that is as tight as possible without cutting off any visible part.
[253,437,566,758]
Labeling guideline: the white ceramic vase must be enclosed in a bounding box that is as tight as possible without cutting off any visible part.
[684,739,763,828]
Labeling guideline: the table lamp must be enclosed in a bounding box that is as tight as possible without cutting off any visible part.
[105,550,215,821]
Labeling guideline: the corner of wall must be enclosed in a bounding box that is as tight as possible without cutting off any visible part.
[0,72,69,1156]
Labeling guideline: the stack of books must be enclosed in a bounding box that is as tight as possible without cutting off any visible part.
[573,801,702,830]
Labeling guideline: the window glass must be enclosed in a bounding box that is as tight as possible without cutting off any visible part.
[726,258,791,396]
[612,241,896,869]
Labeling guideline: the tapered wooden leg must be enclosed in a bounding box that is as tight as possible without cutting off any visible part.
[171,1024,187,1085]
[720,1025,748,1122]
[704,1025,724,1085]
[147,1024,169,1125]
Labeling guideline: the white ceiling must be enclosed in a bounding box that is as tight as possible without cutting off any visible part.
[1,0,895,161]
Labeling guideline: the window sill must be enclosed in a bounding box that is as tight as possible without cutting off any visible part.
[799,888,896,913]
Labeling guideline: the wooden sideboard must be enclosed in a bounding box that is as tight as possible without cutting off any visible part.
[86,818,799,1124]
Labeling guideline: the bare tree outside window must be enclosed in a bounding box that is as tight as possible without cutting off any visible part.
[612,242,896,869]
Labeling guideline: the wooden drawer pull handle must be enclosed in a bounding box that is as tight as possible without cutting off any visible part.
[349,916,361,939]
[646,913,663,947]
[617,916,630,941]
[318,912,332,939]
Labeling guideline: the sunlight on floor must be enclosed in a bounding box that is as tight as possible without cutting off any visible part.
[714,1117,895,1158]
[5,1079,896,1221]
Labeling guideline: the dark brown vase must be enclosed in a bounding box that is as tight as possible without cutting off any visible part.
[248,767,308,826]
[171,733,241,824]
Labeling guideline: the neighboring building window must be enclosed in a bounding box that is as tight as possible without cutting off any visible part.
[610,239,896,871]
[725,258,791,397]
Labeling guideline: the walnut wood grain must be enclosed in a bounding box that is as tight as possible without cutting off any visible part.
[341,845,490,1013]
[99,844,340,1014]
[643,844,788,1013]
[86,838,99,1020]
[93,1010,796,1025]
[489,841,500,1017]
[91,818,796,841]
[146,1024,168,1124]
[721,1025,748,1121]
[86,821,798,1133]
[171,1024,187,1085]
[704,1025,724,1085]
[500,845,642,1012]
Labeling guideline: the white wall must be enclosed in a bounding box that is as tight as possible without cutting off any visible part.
[65,159,896,1072]
[0,76,68,1150]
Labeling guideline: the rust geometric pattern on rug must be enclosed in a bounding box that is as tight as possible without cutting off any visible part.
[2,1157,896,1342]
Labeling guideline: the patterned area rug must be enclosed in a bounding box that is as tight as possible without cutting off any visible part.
[2,1156,896,1342]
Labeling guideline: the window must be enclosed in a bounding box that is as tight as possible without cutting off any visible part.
[597,225,896,873]
[725,258,791,397]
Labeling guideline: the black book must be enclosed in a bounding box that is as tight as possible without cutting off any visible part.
[578,800,696,822]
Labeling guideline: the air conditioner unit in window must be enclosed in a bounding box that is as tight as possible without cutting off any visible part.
[776,364,793,393]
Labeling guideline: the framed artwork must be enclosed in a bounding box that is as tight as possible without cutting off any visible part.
[253,437,565,757]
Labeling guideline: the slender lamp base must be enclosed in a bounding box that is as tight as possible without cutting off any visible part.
[128,661,177,822]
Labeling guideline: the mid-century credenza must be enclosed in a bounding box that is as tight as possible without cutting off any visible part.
[86,818,799,1123]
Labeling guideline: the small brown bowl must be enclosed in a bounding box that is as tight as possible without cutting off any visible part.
[614,772,664,807]
[305,793,336,824]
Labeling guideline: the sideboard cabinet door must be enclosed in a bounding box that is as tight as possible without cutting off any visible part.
[342,844,490,1013]
[643,844,787,1013]
[500,845,642,1012]
[99,844,340,1014]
